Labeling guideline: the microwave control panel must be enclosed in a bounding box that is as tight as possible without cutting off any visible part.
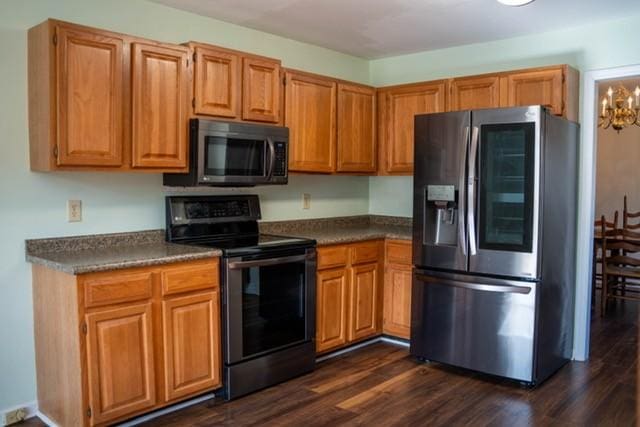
[273,141,287,176]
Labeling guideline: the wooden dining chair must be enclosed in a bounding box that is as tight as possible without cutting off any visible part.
[624,195,640,231]
[593,211,619,307]
[601,225,640,315]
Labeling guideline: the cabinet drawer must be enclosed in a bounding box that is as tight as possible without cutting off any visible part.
[386,241,412,265]
[317,245,349,270]
[161,259,219,296]
[351,241,381,265]
[83,271,153,308]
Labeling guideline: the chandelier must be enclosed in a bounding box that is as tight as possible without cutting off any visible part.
[599,84,640,132]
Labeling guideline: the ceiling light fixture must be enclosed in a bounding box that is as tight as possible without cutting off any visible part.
[496,0,535,6]
[599,84,640,133]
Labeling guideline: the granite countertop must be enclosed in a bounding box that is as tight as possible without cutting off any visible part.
[260,215,413,245]
[25,230,221,275]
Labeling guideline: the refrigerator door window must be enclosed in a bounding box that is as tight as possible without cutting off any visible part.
[478,123,535,253]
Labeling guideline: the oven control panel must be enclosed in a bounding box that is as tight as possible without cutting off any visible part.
[167,195,261,226]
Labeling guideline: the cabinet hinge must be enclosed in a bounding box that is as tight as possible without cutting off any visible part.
[82,322,87,334]
[562,73,566,83]
[192,98,196,108]
[282,75,286,86]
[53,145,58,158]
[562,99,566,113]
[87,407,92,418]
[52,34,57,46]
[192,52,196,63]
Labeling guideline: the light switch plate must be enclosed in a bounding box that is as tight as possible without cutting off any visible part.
[302,193,311,210]
[67,200,82,222]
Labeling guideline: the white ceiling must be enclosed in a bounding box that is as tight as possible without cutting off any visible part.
[151,0,640,59]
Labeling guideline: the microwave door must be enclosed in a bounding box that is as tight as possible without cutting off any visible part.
[199,135,269,185]
[467,107,542,280]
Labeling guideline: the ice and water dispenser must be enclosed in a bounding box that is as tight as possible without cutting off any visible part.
[424,184,458,246]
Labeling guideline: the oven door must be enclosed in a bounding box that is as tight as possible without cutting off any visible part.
[197,132,275,185]
[224,248,316,364]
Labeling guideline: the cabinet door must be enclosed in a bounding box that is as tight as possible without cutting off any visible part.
[379,82,446,174]
[449,75,500,111]
[56,26,124,167]
[242,57,281,123]
[348,262,380,341]
[506,68,564,116]
[162,290,221,401]
[131,42,189,169]
[193,46,240,118]
[336,83,376,173]
[383,264,412,339]
[316,267,349,353]
[285,72,337,173]
[86,303,156,425]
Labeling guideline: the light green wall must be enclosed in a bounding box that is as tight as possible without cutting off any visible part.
[0,0,371,411]
[369,14,640,217]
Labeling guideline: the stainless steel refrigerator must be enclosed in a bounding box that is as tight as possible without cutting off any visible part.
[411,106,578,385]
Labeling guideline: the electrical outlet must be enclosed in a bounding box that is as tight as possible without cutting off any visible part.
[67,200,82,222]
[302,193,311,210]
[4,407,27,425]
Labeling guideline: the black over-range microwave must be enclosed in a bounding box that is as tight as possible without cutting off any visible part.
[163,119,288,187]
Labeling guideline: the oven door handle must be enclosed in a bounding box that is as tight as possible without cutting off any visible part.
[228,253,311,269]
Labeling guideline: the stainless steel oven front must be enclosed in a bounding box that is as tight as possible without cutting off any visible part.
[223,247,316,365]
[196,119,288,186]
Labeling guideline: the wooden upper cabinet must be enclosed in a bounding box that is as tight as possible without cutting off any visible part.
[86,303,156,424]
[55,25,125,167]
[285,71,337,173]
[504,67,564,116]
[449,75,501,111]
[131,42,190,170]
[192,45,240,118]
[336,83,376,173]
[242,57,281,123]
[378,81,447,174]
[162,290,221,402]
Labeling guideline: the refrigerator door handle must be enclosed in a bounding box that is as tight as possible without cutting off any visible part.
[458,126,469,255]
[467,126,479,256]
[415,274,532,294]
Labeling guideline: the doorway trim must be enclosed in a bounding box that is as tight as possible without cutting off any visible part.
[574,63,640,361]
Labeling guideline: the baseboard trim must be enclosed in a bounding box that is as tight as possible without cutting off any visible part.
[316,335,409,362]
[1,401,38,426]
[118,392,216,427]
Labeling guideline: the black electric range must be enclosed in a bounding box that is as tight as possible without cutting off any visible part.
[166,195,317,400]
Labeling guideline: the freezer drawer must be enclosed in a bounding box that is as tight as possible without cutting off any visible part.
[410,270,537,382]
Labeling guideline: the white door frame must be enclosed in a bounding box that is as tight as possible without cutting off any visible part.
[574,63,640,361]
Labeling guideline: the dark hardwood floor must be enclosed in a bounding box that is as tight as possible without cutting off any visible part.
[24,299,638,426]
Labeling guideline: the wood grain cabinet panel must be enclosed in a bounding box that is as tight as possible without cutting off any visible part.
[242,57,281,123]
[316,267,349,353]
[317,244,349,270]
[383,265,412,339]
[162,291,221,401]
[193,45,240,118]
[336,83,376,173]
[56,26,124,167]
[505,68,564,116]
[285,71,337,173]
[83,270,153,308]
[349,262,380,341]
[131,42,190,170]
[161,259,219,296]
[378,81,446,174]
[86,303,156,425]
[449,75,501,111]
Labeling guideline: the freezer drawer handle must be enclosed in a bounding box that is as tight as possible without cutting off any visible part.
[228,254,311,269]
[416,274,532,294]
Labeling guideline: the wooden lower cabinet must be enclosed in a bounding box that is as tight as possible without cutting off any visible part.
[162,290,221,401]
[316,241,382,353]
[383,240,413,340]
[86,303,156,424]
[316,267,350,352]
[32,258,221,427]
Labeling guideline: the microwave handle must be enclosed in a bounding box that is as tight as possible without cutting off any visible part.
[266,137,276,180]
